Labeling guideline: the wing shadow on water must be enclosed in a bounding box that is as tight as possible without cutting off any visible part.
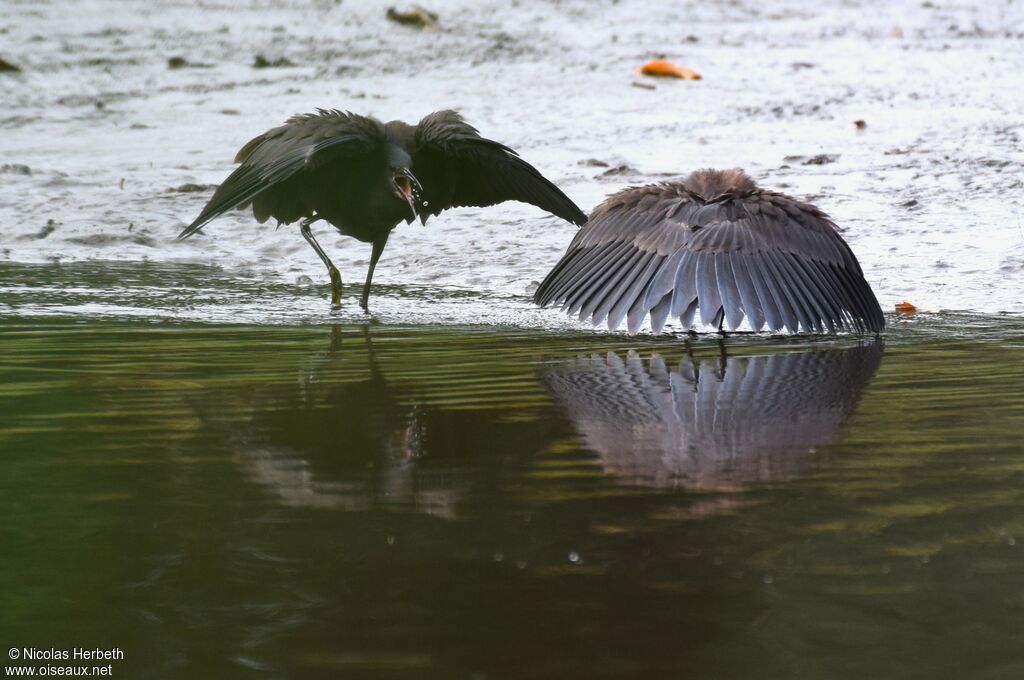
[541,340,884,491]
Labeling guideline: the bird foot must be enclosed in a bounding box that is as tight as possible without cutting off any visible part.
[328,268,343,308]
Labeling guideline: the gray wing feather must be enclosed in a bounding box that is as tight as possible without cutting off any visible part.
[791,256,842,331]
[559,243,630,311]
[695,253,723,327]
[578,248,646,321]
[649,292,673,334]
[536,181,884,334]
[775,251,831,333]
[562,242,633,314]
[753,254,799,332]
[641,250,686,310]
[668,254,699,318]
[607,253,664,331]
[679,298,700,330]
[739,254,781,331]
[594,251,659,329]
[737,255,770,329]
[715,254,745,331]
[764,250,815,332]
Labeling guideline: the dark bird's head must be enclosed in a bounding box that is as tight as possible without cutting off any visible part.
[386,146,422,223]
[391,167,422,223]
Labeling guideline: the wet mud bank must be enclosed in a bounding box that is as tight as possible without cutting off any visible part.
[1,0,1022,329]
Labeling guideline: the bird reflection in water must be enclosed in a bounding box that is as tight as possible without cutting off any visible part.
[230,326,559,518]
[541,341,883,492]
[234,325,450,516]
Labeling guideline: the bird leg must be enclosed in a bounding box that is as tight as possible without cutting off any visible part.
[714,307,728,337]
[360,235,389,312]
[300,216,342,307]
[716,337,728,377]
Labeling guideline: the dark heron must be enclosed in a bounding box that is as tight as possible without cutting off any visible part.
[534,169,885,334]
[179,109,587,309]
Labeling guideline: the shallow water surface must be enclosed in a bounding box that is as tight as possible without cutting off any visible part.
[2,0,1023,322]
[3,0,1024,676]
[2,296,1024,677]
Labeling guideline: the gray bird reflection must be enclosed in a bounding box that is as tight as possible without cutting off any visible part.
[541,341,883,491]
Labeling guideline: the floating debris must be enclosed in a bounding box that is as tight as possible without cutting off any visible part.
[854,119,867,129]
[601,164,635,177]
[802,153,840,165]
[37,220,58,240]
[386,6,439,29]
[639,59,701,80]
[631,81,656,90]
[896,300,918,316]
[167,56,211,69]
[65,233,156,247]
[782,154,840,166]
[15,220,59,241]
[253,54,295,69]
[1,163,32,175]
[169,183,218,193]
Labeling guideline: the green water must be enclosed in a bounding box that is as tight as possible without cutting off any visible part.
[2,272,1024,678]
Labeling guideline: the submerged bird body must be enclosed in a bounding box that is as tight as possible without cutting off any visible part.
[180,109,586,308]
[535,169,884,334]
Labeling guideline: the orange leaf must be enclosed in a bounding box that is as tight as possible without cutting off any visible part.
[640,60,702,80]
[895,300,917,316]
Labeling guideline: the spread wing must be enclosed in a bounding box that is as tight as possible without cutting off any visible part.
[534,184,885,334]
[178,110,384,239]
[410,110,586,226]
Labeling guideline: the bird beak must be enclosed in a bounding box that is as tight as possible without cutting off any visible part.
[392,170,422,224]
